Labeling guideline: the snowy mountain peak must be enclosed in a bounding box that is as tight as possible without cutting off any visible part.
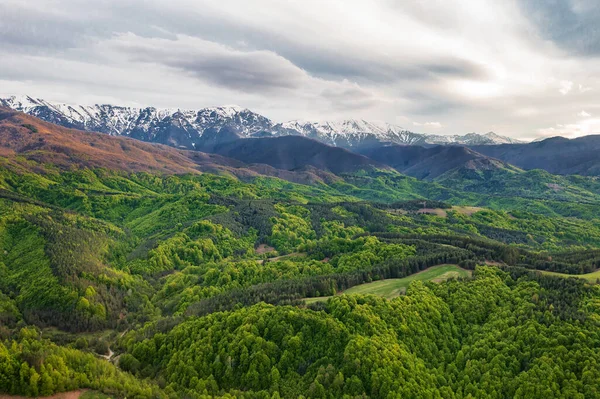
[2,95,46,111]
[277,119,412,144]
[0,96,526,149]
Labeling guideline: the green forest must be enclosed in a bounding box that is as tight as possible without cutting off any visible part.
[1,160,600,398]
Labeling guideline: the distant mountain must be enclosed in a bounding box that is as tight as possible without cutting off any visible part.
[208,135,387,174]
[360,145,517,180]
[1,95,523,150]
[276,120,524,147]
[5,106,600,209]
[470,135,600,176]
[0,96,271,148]
[0,107,342,184]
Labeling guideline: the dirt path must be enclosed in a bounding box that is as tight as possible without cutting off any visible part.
[258,252,307,265]
[98,347,114,361]
[266,252,306,262]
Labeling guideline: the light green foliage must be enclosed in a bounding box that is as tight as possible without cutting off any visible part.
[123,267,600,398]
[269,204,316,253]
[0,328,166,398]
[2,157,600,398]
[333,236,415,272]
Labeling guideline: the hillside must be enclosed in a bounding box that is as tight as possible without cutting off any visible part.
[360,145,517,179]
[471,135,600,176]
[208,135,387,174]
[0,107,238,174]
[0,108,350,185]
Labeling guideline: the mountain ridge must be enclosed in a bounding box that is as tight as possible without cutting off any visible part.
[471,135,600,176]
[360,145,519,180]
[1,95,525,150]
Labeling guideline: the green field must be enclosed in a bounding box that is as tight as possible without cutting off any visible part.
[539,269,600,283]
[305,264,471,304]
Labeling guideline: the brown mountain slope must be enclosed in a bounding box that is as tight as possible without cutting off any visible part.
[0,107,241,174]
[0,108,339,184]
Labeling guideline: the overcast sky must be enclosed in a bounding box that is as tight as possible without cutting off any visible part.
[1,0,600,140]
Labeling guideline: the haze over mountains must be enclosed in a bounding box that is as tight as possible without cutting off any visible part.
[360,145,519,180]
[472,136,600,176]
[1,96,524,150]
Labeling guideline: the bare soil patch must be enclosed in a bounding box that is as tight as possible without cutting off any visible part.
[255,244,275,254]
[0,390,87,399]
[417,208,448,217]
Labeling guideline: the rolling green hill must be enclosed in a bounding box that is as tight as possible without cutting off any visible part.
[1,112,600,398]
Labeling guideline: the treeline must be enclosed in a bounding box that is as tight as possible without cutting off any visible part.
[0,328,167,398]
[120,267,600,398]
[372,232,600,274]
[498,266,590,321]
[381,199,452,211]
[185,246,473,317]
[371,232,521,264]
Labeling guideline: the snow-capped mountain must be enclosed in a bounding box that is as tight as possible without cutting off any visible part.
[273,120,428,147]
[0,96,525,150]
[274,120,524,147]
[422,132,524,145]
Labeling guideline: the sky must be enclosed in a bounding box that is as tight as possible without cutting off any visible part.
[1,0,600,140]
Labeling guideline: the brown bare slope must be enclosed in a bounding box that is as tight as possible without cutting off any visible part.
[0,107,246,174]
[0,107,341,184]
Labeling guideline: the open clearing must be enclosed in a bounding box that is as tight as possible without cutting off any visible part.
[417,208,448,217]
[452,206,483,216]
[0,391,87,399]
[304,264,471,304]
[409,206,483,218]
[255,244,275,254]
[539,269,600,283]
[0,390,113,399]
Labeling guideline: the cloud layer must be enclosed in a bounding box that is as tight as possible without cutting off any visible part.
[2,0,600,139]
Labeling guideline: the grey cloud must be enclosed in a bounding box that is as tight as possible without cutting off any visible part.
[0,1,189,52]
[116,36,308,93]
[0,4,86,51]
[519,0,600,55]
[261,46,490,84]
[404,91,466,116]
[320,85,378,111]
[0,1,489,85]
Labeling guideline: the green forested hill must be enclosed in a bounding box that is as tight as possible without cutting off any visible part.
[1,115,600,398]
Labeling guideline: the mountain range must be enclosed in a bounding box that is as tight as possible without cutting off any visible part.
[3,103,600,181]
[471,136,600,176]
[0,95,524,150]
[360,145,519,180]
[0,107,372,185]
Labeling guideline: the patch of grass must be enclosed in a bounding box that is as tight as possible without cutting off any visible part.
[539,269,600,283]
[22,123,39,133]
[305,264,471,303]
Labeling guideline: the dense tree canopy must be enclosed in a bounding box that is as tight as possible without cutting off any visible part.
[1,163,600,398]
